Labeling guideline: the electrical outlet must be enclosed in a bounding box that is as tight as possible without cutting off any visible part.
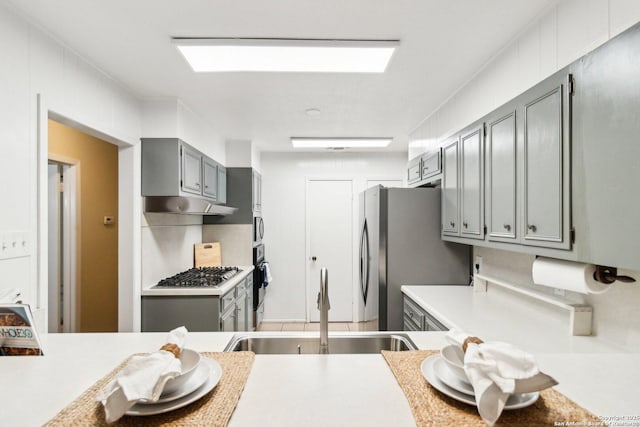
[475,256,483,274]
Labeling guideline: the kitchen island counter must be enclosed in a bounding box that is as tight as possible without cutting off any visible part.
[1,331,638,426]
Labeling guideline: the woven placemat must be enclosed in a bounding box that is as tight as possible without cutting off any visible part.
[382,350,601,427]
[45,351,255,427]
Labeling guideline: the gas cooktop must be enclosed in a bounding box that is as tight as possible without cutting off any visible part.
[153,266,240,288]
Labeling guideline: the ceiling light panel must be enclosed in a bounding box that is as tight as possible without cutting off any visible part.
[291,137,392,148]
[174,38,398,73]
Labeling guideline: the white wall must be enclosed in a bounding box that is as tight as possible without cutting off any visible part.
[408,0,640,349]
[141,98,226,163]
[0,2,226,332]
[260,151,406,322]
[0,2,141,332]
[409,0,640,159]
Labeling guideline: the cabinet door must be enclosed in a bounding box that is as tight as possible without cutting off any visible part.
[220,308,236,332]
[217,165,227,204]
[421,151,441,180]
[181,145,202,195]
[487,110,517,242]
[407,157,421,185]
[235,291,246,332]
[202,158,218,200]
[245,277,253,330]
[522,77,571,249]
[460,126,484,239]
[442,138,460,236]
[252,171,262,213]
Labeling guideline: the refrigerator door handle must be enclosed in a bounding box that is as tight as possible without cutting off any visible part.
[360,219,370,305]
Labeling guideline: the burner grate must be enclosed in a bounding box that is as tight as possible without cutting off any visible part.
[155,266,240,288]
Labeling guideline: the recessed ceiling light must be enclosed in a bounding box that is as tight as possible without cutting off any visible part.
[305,108,321,116]
[291,137,392,148]
[173,38,399,73]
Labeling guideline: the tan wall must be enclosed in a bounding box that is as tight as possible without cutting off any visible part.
[48,120,118,332]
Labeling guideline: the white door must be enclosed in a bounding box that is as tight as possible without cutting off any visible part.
[307,180,353,322]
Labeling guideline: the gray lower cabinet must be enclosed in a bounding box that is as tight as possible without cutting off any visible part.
[235,285,247,332]
[141,276,250,332]
[460,125,484,239]
[486,108,517,242]
[245,276,254,331]
[220,305,236,332]
[403,295,448,332]
[442,138,460,236]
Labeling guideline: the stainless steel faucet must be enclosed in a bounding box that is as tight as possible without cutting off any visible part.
[317,268,330,354]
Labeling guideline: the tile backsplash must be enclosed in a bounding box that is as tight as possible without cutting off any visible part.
[202,225,253,266]
[141,213,202,288]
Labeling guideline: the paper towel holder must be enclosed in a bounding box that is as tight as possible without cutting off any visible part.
[593,266,636,284]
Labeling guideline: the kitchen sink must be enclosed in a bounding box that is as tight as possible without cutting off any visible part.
[223,332,417,354]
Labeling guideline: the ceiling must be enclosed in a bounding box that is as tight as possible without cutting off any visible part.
[9,0,557,152]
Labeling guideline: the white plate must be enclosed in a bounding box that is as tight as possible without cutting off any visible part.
[138,359,211,405]
[126,358,222,416]
[421,355,539,410]
[433,356,475,396]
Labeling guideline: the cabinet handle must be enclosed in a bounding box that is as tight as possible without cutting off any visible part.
[463,222,468,229]
[528,224,537,232]
[195,183,200,187]
[450,221,455,227]
[503,224,511,231]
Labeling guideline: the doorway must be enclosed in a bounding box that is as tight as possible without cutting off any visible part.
[47,119,119,332]
[306,179,353,322]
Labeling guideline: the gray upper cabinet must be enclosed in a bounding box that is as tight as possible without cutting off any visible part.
[252,170,262,213]
[407,156,421,185]
[442,137,459,236]
[142,138,225,203]
[180,145,203,195]
[217,165,227,204]
[521,73,571,250]
[202,158,218,200]
[460,125,484,239]
[486,109,517,242]
[406,150,442,187]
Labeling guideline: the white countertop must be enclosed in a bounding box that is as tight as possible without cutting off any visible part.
[402,285,640,416]
[141,266,254,296]
[0,330,638,426]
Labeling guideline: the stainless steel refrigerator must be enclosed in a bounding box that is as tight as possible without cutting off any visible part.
[358,186,470,331]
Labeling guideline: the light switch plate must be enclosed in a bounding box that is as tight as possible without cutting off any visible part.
[0,231,30,260]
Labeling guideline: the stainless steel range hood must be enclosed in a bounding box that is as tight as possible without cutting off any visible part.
[144,196,237,216]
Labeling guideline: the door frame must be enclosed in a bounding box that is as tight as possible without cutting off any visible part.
[35,94,141,333]
[304,177,356,322]
[48,156,80,333]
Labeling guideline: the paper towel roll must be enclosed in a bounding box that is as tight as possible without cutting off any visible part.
[532,257,610,294]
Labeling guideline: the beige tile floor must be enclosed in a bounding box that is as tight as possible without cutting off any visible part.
[257,320,378,332]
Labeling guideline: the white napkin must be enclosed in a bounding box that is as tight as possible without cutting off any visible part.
[96,326,188,423]
[445,330,539,426]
